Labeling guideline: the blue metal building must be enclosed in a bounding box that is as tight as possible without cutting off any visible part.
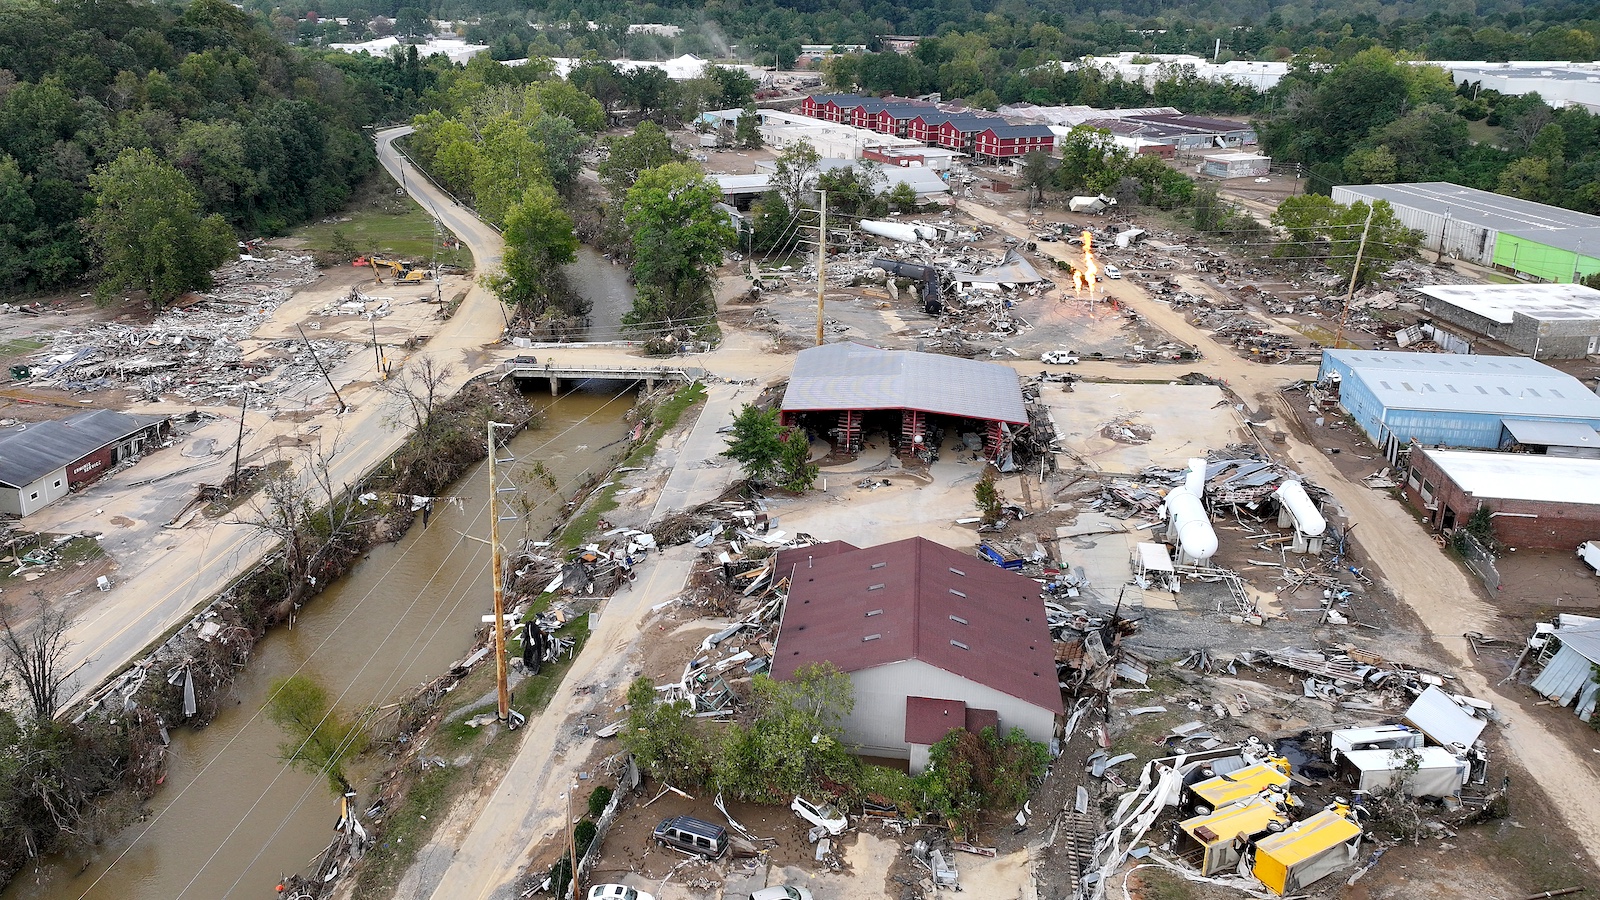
[1317,350,1600,461]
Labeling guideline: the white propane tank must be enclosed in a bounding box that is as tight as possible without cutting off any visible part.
[1185,457,1208,500]
[1165,488,1218,563]
[859,220,937,242]
[1275,480,1326,537]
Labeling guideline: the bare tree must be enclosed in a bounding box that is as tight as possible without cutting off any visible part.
[243,439,371,612]
[0,594,76,719]
[383,355,456,446]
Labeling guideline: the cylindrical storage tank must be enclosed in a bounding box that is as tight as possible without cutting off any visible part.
[1275,480,1326,537]
[1186,457,1208,499]
[1165,488,1217,562]
[860,220,937,242]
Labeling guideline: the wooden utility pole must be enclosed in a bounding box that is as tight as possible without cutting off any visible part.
[815,190,827,347]
[1332,205,1374,352]
[295,324,348,413]
[230,388,247,496]
[487,419,511,724]
[370,316,382,376]
[566,783,580,899]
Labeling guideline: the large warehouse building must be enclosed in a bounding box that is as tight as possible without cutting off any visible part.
[1317,349,1600,461]
[1331,182,1600,284]
[1416,283,1600,359]
[1402,448,1600,548]
[781,342,1028,462]
[772,537,1061,772]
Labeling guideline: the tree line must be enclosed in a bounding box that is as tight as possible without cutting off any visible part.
[0,0,449,300]
[404,59,739,338]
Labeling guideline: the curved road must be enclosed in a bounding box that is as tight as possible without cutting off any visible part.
[57,129,512,714]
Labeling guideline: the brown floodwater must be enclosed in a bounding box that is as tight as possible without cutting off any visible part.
[3,386,634,900]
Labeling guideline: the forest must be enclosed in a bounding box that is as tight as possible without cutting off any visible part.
[0,0,451,295]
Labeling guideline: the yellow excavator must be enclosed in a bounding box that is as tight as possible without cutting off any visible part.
[368,256,432,284]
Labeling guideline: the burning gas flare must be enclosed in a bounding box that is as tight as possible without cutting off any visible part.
[1071,230,1100,297]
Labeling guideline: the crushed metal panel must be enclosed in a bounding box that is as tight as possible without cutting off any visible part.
[1531,643,1600,708]
[1403,685,1486,748]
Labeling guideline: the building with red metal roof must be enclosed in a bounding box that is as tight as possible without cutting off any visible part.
[773,536,1061,771]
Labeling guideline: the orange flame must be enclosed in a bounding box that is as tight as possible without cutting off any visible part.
[1081,230,1099,294]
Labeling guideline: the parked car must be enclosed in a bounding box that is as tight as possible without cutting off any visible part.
[751,887,815,900]
[1041,350,1080,365]
[1104,265,1122,279]
[653,815,729,858]
[790,796,848,836]
[589,885,655,900]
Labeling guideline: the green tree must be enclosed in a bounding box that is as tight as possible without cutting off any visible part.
[974,466,1003,524]
[265,674,369,794]
[85,148,234,307]
[489,184,581,320]
[887,181,919,214]
[1497,156,1553,201]
[777,426,819,492]
[621,162,734,327]
[598,122,679,197]
[1271,195,1420,286]
[705,65,757,108]
[723,403,786,483]
[770,140,821,212]
[621,676,711,786]
[921,726,1048,840]
[714,663,857,803]
[749,191,798,254]
[1019,151,1057,210]
[735,104,763,150]
[530,113,588,194]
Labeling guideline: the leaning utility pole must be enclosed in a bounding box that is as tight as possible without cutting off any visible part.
[815,190,827,347]
[230,388,247,496]
[1332,205,1374,353]
[295,324,348,414]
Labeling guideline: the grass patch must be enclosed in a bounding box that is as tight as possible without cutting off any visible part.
[353,764,464,898]
[439,615,593,749]
[364,614,593,892]
[288,172,472,268]
[1466,119,1506,148]
[0,337,45,358]
[559,381,706,548]
[56,535,105,565]
[1133,868,1195,900]
[1109,674,1187,769]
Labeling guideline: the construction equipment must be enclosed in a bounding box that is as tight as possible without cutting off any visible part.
[367,256,431,284]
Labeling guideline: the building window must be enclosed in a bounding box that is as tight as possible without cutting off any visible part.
[52,480,61,488]
[29,492,37,500]
[1420,479,1435,501]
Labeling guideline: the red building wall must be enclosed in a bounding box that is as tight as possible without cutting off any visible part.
[1402,450,1600,549]
[66,444,116,488]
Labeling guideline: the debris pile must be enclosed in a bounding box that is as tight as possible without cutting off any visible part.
[22,252,347,404]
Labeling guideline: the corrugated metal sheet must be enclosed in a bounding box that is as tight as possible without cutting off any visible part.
[1532,643,1600,706]
[781,342,1028,424]
[0,410,167,488]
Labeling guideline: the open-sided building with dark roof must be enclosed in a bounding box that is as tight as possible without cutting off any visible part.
[780,341,1027,460]
[0,409,169,516]
[773,537,1061,771]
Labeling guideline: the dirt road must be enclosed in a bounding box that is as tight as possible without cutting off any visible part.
[966,199,1600,863]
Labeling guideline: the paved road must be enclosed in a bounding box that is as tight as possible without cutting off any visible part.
[55,129,513,714]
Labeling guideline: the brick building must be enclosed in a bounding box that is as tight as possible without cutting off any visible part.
[1401,447,1600,548]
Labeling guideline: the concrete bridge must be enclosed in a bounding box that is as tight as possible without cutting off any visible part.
[499,356,703,394]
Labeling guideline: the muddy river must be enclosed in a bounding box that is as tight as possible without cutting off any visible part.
[5,256,641,900]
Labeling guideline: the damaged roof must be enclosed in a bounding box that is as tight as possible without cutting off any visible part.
[781,341,1028,424]
[772,536,1062,713]
[0,409,168,488]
